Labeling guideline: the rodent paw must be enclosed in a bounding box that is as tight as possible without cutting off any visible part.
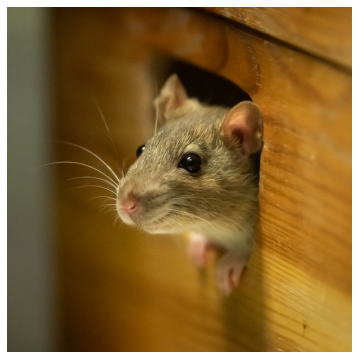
[216,253,246,295]
[187,233,213,268]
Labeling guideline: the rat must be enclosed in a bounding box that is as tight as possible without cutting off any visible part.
[116,74,263,295]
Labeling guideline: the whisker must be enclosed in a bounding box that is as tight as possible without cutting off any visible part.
[208,211,254,243]
[168,207,247,252]
[113,215,123,228]
[154,86,159,135]
[154,216,180,232]
[85,195,117,202]
[169,208,213,228]
[67,176,118,190]
[99,207,118,218]
[172,201,256,245]
[178,233,188,247]
[65,184,117,195]
[91,93,125,177]
[99,203,117,209]
[178,201,248,230]
[166,207,235,249]
[162,218,191,247]
[53,140,121,184]
[98,201,118,212]
[39,161,118,187]
[171,193,257,202]
[121,155,131,174]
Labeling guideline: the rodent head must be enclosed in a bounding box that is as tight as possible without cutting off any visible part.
[116,74,262,235]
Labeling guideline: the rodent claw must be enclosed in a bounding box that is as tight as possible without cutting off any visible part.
[216,253,246,295]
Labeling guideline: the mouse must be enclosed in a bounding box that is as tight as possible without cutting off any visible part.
[116,74,263,295]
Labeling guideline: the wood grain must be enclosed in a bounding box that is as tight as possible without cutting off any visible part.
[204,7,352,69]
[52,8,351,351]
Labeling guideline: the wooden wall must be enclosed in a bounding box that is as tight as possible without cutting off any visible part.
[52,8,351,351]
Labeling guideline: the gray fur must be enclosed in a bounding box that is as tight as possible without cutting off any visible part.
[117,99,260,255]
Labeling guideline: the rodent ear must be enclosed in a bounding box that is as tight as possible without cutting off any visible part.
[222,101,263,156]
[154,74,189,124]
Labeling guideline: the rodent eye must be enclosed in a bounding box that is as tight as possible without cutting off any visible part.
[136,144,145,158]
[179,154,201,173]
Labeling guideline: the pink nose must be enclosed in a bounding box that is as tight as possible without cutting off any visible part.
[118,194,138,214]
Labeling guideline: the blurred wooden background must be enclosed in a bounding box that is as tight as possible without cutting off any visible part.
[52,8,351,351]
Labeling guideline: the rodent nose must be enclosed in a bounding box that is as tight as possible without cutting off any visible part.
[118,193,139,214]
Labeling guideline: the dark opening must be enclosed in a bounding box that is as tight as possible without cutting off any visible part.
[161,59,252,108]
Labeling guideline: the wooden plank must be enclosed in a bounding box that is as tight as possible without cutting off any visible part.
[204,7,352,69]
[56,195,269,351]
[53,8,351,351]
